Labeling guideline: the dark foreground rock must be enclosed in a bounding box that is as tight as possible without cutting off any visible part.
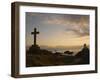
[26,44,89,67]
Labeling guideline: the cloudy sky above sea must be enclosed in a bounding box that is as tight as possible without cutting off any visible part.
[26,12,90,52]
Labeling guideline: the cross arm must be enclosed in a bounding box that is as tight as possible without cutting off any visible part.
[31,32,39,34]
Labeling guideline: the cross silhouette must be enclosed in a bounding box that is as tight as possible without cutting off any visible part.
[31,28,39,46]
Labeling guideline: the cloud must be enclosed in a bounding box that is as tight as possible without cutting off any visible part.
[43,14,89,37]
[66,21,89,37]
[65,22,89,37]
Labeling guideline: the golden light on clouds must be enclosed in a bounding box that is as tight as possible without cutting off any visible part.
[38,35,89,47]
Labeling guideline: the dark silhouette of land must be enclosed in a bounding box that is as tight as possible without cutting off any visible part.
[26,43,89,67]
[26,28,89,67]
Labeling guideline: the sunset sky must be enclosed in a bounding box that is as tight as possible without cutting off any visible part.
[26,12,90,52]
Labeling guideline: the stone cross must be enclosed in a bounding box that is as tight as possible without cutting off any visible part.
[31,28,39,46]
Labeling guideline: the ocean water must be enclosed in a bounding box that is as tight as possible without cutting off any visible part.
[40,46,83,55]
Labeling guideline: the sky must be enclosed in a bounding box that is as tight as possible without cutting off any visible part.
[26,12,90,52]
